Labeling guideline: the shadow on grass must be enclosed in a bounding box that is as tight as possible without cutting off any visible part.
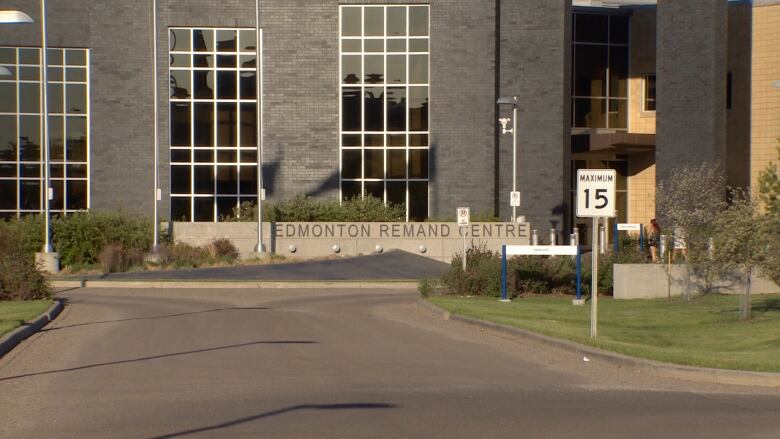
[0,340,315,382]
[149,403,399,438]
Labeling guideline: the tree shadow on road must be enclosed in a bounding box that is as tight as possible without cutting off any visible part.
[149,402,399,438]
[0,339,315,382]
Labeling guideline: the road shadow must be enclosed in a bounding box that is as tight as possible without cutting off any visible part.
[41,307,270,332]
[149,403,398,438]
[0,340,315,382]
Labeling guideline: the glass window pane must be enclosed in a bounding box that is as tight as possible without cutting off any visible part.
[217,197,238,220]
[50,164,63,178]
[387,150,406,178]
[409,181,428,220]
[217,70,237,99]
[171,197,191,221]
[217,103,238,147]
[67,164,88,178]
[409,86,428,131]
[171,103,191,146]
[387,7,406,37]
[66,116,88,161]
[194,197,215,221]
[387,39,405,53]
[19,48,39,65]
[66,84,87,113]
[574,45,607,97]
[387,181,405,207]
[364,181,383,200]
[364,39,383,53]
[19,116,40,161]
[341,40,361,52]
[217,30,237,52]
[194,70,214,98]
[0,83,16,113]
[0,164,16,177]
[364,149,383,179]
[66,67,87,82]
[170,29,191,52]
[409,150,428,179]
[170,53,190,68]
[386,87,406,131]
[216,166,238,194]
[193,166,214,194]
[171,149,190,163]
[170,70,191,98]
[21,164,40,177]
[609,46,628,98]
[49,180,63,211]
[19,66,38,81]
[19,83,39,113]
[341,150,361,179]
[194,103,214,146]
[49,116,64,161]
[364,7,384,37]
[20,180,40,210]
[575,14,608,43]
[239,166,257,194]
[342,55,361,84]
[364,134,383,147]
[409,39,428,52]
[610,16,629,44]
[240,103,256,146]
[409,54,428,84]
[364,87,384,131]
[0,115,15,161]
[387,55,406,84]
[573,98,606,128]
[409,134,428,147]
[0,48,15,63]
[342,134,361,147]
[342,7,362,37]
[194,149,213,163]
[238,150,255,163]
[48,83,63,113]
[364,55,383,84]
[409,6,429,37]
[193,29,214,52]
[47,66,63,81]
[239,71,256,99]
[0,181,15,209]
[217,55,236,68]
[193,55,214,68]
[239,30,257,51]
[65,49,87,66]
[387,134,406,147]
[239,54,256,68]
[341,181,361,200]
[342,87,361,131]
[47,49,63,65]
[608,99,628,129]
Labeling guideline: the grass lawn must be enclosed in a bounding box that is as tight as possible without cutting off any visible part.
[0,300,53,338]
[429,294,780,372]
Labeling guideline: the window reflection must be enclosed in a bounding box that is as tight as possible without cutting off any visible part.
[364,87,384,131]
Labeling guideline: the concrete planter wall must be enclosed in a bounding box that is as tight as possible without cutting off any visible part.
[172,222,531,262]
[613,264,780,299]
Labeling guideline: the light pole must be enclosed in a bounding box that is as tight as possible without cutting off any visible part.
[150,0,160,252]
[497,96,518,222]
[255,0,265,254]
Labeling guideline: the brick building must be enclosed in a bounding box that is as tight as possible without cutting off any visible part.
[0,0,778,244]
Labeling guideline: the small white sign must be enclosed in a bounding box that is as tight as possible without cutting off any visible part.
[260,188,266,201]
[506,245,578,256]
[576,169,616,218]
[617,223,641,231]
[457,207,470,226]
[510,191,521,207]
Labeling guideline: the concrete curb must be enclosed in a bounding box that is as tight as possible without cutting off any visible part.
[417,298,780,388]
[0,299,64,359]
[52,279,419,290]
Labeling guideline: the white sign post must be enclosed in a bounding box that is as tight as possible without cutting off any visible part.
[457,207,470,271]
[576,169,616,339]
[510,191,521,207]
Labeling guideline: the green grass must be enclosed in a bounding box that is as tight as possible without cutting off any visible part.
[430,294,780,372]
[0,300,53,338]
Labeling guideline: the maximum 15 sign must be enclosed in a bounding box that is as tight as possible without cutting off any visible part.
[576,169,616,218]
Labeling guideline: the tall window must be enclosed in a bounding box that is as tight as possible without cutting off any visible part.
[0,47,89,219]
[340,5,430,221]
[169,28,258,222]
[643,74,656,112]
[572,13,629,130]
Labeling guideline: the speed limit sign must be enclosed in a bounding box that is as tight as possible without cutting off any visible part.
[576,169,616,218]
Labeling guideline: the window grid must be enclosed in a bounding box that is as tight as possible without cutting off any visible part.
[0,47,90,218]
[169,28,259,222]
[339,5,430,221]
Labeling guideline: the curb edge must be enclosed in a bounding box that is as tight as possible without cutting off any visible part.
[0,299,64,359]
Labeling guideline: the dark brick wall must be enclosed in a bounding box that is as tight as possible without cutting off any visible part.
[498,0,571,239]
[656,0,728,185]
[727,3,752,190]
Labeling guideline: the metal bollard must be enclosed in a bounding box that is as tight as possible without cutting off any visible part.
[532,229,539,246]
[570,233,577,246]
[598,225,606,254]
[659,234,667,263]
[549,228,557,246]
[573,229,579,246]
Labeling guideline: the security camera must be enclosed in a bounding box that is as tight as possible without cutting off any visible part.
[498,117,513,134]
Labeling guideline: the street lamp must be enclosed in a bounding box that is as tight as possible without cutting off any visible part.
[254,0,266,254]
[0,66,11,75]
[497,96,518,222]
[0,10,33,23]
[151,0,160,252]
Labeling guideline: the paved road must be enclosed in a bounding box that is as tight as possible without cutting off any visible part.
[0,288,778,438]
[66,250,448,281]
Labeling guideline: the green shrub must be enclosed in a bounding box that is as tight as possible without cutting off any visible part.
[52,211,151,267]
[98,243,144,273]
[223,195,405,222]
[156,242,209,268]
[0,227,51,300]
[442,243,503,297]
[206,238,239,261]
[418,278,442,297]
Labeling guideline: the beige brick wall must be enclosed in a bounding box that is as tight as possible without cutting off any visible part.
[628,152,656,225]
[751,3,780,194]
